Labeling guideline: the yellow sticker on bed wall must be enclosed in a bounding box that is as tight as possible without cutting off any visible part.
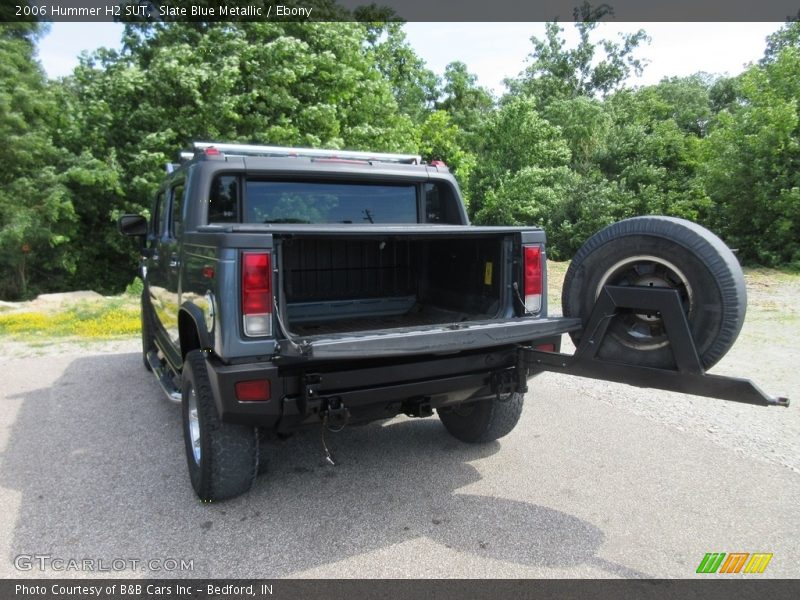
[484,262,493,285]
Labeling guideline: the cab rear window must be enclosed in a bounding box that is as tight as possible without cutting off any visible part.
[243,181,418,224]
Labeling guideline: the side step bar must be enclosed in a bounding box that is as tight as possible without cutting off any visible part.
[521,286,789,408]
[146,350,182,404]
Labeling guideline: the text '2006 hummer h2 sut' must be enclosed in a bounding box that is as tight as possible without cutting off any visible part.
[118,142,788,501]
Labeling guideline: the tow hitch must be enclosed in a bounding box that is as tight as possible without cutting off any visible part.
[318,398,350,467]
[491,367,527,402]
[322,398,350,430]
[522,285,790,408]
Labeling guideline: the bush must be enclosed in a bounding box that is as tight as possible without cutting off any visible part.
[125,277,144,297]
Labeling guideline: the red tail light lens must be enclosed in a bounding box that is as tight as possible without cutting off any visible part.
[524,245,542,295]
[523,245,543,314]
[235,379,271,402]
[242,252,272,336]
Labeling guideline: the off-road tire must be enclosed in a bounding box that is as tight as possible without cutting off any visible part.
[438,393,524,443]
[181,350,258,501]
[562,216,747,370]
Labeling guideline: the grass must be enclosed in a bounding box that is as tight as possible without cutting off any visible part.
[0,264,797,342]
[547,260,570,313]
[0,298,141,340]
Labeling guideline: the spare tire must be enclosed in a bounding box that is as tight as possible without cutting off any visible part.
[562,216,746,370]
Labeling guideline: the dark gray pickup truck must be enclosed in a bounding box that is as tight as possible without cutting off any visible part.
[119,142,788,501]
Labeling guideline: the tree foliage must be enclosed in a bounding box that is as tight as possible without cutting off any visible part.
[506,21,648,109]
[703,47,800,265]
[364,22,439,124]
[0,24,77,299]
[54,21,422,292]
[2,17,799,299]
[472,20,799,264]
[436,61,494,152]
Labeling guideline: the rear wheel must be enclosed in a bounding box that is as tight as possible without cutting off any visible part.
[438,393,524,443]
[181,350,258,501]
[562,216,747,370]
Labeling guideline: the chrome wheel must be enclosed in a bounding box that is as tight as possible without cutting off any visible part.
[187,386,201,465]
[595,255,694,350]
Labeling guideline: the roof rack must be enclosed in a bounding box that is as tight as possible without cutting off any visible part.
[186,142,422,165]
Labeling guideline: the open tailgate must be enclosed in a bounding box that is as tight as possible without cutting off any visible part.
[277,316,582,360]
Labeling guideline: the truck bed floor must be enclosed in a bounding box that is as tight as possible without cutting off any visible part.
[290,311,472,336]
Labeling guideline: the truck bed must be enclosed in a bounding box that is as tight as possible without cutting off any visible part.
[276,233,520,336]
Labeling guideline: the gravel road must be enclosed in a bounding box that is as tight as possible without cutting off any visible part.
[0,272,797,579]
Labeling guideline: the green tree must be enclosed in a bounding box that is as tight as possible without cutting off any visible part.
[0,24,77,299]
[364,22,439,124]
[543,95,609,174]
[435,61,494,152]
[761,20,800,64]
[703,48,800,266]
[468,97,572,230]
[597,77,715,222]
[58,21,421,292]
[507,21,648,109]
[417,110,475,199]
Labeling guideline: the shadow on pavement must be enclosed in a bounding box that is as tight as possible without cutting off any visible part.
[1,352,649,578]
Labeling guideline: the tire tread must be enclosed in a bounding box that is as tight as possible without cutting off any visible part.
[439,393,524,443]
[183,350,258,501]
[563,216,746,369]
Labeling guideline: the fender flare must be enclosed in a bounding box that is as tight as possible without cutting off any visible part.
[178,301,213,357]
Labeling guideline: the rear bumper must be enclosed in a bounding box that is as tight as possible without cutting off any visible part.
[205,336,563,429]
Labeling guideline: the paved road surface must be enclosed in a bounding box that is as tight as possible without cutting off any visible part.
[0,341,797,578]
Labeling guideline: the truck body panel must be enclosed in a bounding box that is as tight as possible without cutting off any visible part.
[136,146,577,428]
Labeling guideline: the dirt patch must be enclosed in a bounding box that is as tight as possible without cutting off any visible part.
[1,290,106,314]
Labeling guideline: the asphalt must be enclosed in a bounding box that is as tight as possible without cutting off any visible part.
[0,342,797,578]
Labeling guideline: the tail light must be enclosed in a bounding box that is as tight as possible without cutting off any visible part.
[235,379,271,402]
[523,245,543,314]
[242,252,272,337]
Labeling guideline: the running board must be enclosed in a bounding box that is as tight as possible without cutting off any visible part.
[521,286,789,408]
[146,350,182,404]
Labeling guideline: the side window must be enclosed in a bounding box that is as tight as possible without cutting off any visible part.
[208,175,239,223]
[170,183,185,238]
[424,183,460,224]
[152,191,165,237]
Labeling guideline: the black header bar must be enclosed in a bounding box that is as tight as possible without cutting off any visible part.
[5,0,800,23]
[4,579,800,600]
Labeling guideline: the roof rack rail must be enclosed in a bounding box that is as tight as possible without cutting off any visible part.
[189,141,422,164]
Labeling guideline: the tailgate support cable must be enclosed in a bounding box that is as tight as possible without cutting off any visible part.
[512,281,533,316]
[273,298,306,356]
